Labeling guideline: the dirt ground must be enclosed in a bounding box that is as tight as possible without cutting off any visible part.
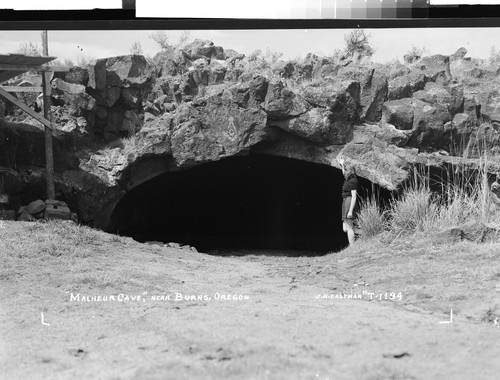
[1,220,500,380]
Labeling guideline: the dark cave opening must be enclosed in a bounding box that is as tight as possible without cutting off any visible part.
[109,154,391,255]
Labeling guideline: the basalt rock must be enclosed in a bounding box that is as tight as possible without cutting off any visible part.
[359,69,388,122]
[479,89,500,122]
[413,82,464,116]
[87,55,154,141]
[25,199,46,215]
[352,123,411,147]
[183,39,226,61]
[270,107,351,146]
[414,54,451,84]
[451,47,467,60]
[264,79,309,120]
[170,98,268,167]
[387,72,426,101]
[3,47,500,229]
[54,66,90,86]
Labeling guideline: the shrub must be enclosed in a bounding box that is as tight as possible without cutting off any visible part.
[404,45,426,64]
[16,41,41,56]
[389,185,437,234]
[130,41,143,55]
[357,195,388,238]
[343,29,374,61]
[150,30,170,50]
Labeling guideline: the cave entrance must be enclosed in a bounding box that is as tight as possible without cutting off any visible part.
[109,154,385,255]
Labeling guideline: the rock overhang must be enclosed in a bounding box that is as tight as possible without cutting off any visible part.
[2,47,500,227]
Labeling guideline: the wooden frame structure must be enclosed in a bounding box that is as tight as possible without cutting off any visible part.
[0,51,69,200]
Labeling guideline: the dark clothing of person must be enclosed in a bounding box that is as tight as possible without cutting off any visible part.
[341,175,359,221]
[342,175,358,198]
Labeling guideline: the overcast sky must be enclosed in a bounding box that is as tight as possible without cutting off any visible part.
[0,28,498,64]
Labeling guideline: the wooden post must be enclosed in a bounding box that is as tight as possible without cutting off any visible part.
[41,30,55,200]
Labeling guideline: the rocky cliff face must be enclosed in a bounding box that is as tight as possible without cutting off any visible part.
[2,40,500,228]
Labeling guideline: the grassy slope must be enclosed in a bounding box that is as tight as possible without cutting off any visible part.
[1,220,499,379]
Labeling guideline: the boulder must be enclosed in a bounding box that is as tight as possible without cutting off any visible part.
[465,68,495,80]
[413,82,463,116]
[208,60,227,84]
[183,39,226,60]
[300,83,358,121]
[387,72,426,100]
[18,209,36,222]
[102,55,153,87]
[415,54,451,83]
[410,102,452,149]
[447,83,465,115]
[224,49,242,59]
[382,97,452,149]
[50,92,96,128]
[264,79,309,120]
[382,98,420,130]
[87,55,154,132]
[171,97,266,166]
[444,113,477,152]
[275,61,295,78]
[450,113,476,135]
[51,78,86,94]
[451,47,467,60]
[89,58,106,91]
[463,96,479,123]
[479,90,500,122]
[352,123,411,147]
[359,69,388,122]
[270,107,351,146]
[294,59,315,81]
[153,48,181,77]
[25,199,46,215]
[170,99,267,167]
[53,66,90,86]
[45,199,68,208]
[191,67,210,88]
[249,75,268,101]
[337,142,420,191]
[44,204,72,220]
[385,61,411,80]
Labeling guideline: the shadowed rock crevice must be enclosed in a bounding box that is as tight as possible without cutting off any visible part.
[109,154,389,253]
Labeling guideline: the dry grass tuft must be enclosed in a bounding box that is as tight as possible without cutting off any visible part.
[356,195,388,238]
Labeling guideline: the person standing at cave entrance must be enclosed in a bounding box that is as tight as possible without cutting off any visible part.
[338,156,358,245]
[490,172,500,210]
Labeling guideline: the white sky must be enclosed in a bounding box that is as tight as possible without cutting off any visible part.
[0,28,498,64]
